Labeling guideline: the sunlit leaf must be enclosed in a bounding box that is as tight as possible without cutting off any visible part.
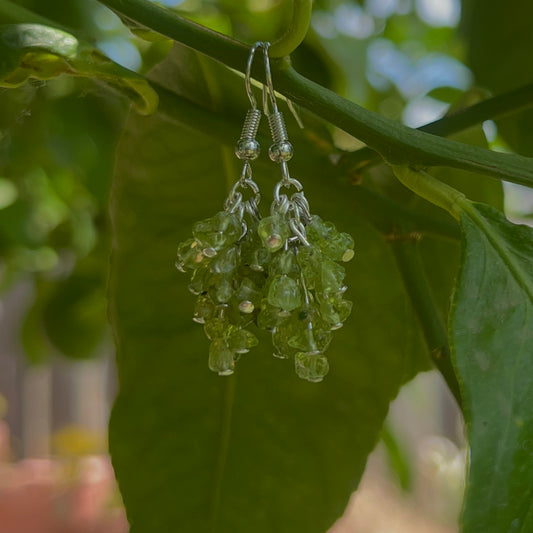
[0,23,158,114]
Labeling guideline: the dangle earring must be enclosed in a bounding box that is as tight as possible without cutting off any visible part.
[256,43,355,383]
[175,43,268,376]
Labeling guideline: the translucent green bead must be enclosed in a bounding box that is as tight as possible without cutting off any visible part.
[307,216,355,262]
[227,328,259,354]
[230,277,258,315]
[208,274,234,304]
[204,311,229,340]
[288,312,332,354]
[294,353,329,382]
[176,238,205,272]
[188,263,211,295]
[193,293,215,324]
[210,245,239,274]
[257,214,290,252]
[208,338,235,376]
[193,211,241,252]
[240,231,270,271]
[319,294,353,329]
[272,322,297,359]
[267,274,302,312]
[270,249,298,276]
[296,245,322,289]
[320,258,346,293]
[257,299,289,331]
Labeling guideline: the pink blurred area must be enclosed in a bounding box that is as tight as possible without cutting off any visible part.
[0,421,128,533]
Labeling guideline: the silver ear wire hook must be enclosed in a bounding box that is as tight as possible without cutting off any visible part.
[244,41,263,110]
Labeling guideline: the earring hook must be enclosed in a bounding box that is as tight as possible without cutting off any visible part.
[245,41,265,110]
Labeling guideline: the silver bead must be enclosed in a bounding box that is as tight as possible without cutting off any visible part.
[269,141,293,162]
[235,139,260,160]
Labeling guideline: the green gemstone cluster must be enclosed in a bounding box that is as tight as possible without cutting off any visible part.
[176,193,354,382]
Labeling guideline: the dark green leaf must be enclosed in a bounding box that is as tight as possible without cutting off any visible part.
[451,202,533,532]
[108,50,430,532]
[0,23,158,114]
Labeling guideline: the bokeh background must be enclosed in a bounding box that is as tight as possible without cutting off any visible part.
[1,0,532,531]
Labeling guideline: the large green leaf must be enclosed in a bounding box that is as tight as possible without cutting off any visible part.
[108,49,431,532]
[461,0,533,155]
[0,23,157,114]
[451,202,533,532]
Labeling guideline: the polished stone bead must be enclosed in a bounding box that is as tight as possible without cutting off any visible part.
[193,211,241,251]
[270,249,298,276]
[257,299,289,331]
[208,338,235,376]
[204,312,229,340]
[294,352,329,382]
[188,263,211,295]
[319,294,353,329]
[320,258,346,293]
[193,293,215,324]
[210,245,239,274]
[307,216,355,262]
[206,274,234,304]
[227,328,259,354]
[288,313,332,354]
[176,238,205,272]
[272,322,297,359]
[267,274,302,312]
[257,215,290,252]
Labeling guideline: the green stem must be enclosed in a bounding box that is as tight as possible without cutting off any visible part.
[391,238,462,407]
[339,83,533,172]
[153,80,460,240]
[96,0,533,188]
[269,0,312,57]
[390,165,465,220]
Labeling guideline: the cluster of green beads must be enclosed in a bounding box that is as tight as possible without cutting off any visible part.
[255,213,354,382]
[176,209,268,376]
[176,207,354,382]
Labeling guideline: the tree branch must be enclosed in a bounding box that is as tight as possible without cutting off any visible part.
[269,0,313,57]
[96,0,533,188]
[338,83,533,173]
[390,238,462,407]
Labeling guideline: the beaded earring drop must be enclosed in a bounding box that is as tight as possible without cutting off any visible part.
[176,42,355,382]
[255,43,355,383]
[175,43,267,376]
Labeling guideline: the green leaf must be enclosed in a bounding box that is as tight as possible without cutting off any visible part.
[108,50,430,532]
[451,202,533,532]
[0,23,158,114]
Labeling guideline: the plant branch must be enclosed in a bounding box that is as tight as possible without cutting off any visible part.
[269,0,313,57]
[338,83,533,173]
[96,0,533,188]
[391,238,462,407]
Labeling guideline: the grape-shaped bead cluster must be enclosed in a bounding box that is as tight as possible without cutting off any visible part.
[255,212,354,382]
[176,209,271,376]
[176,207,354,382]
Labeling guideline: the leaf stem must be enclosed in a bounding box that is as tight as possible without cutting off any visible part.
[96,0,533,188]
[390,165,465,220]
[339,83,533,173]
[269,0,312,57]
[390,238,462,407]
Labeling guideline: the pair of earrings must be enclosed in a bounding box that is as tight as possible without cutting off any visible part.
[176,42,355,383]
